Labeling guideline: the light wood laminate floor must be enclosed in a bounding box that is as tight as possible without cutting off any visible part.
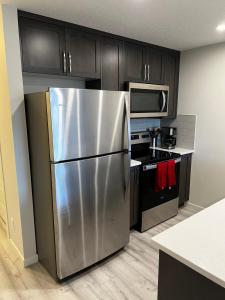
[0,203,202,300]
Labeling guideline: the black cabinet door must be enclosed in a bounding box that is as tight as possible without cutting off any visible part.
[19,18,66,75]
[124,42,144,82]
[67,30,100,78]
[130,168,135,228]
[130,166,140,228]
[101,37,124,91]
[179,154,192,206]
[145,47,163,84]
[163,53,180,118]
[179,156,188,207]
[185,154,192,201]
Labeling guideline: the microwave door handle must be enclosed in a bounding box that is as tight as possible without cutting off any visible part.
[161,91,166,112]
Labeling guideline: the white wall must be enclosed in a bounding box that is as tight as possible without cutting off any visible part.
[178,42,225,208]
[1,5,37,265]
[0,4,24,258]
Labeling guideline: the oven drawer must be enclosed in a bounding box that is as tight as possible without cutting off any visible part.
[140,198,179,232]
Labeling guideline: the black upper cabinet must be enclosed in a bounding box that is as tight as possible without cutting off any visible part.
[163,52,180,118]
[123,42,164,84]
[19,18,66,75]
[19,17,100,78]
[86,37,123,90]
[66,30,100,78]
[101,37,123,91]
[144,47,163,83]
[124,41,145,82]
[18,12,180,117]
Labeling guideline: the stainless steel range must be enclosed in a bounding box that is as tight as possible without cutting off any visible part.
[131,131,180,232]
[25,88,130,280]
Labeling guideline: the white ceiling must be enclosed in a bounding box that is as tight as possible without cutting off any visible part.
[2,0,225,50]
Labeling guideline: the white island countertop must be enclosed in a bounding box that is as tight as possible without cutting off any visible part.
[152,199,225,288]
[150,146,194,156]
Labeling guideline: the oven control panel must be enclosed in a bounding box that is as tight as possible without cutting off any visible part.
[131,131,151,145]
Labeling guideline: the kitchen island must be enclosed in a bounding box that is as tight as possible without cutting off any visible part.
[152,199,225,299]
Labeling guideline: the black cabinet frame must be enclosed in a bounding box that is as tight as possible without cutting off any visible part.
[130,166,140,228]
[179,154,192,206]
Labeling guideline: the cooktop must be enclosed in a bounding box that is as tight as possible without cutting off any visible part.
[131,148,180,165]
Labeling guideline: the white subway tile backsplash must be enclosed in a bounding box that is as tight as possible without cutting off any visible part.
[130,115,197,150]
[161,114,197,149]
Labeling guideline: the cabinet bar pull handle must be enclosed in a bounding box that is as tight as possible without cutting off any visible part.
[144,64,147,81]
[68,52,72,74]
[148,64,150,81]
[63,52,66,73]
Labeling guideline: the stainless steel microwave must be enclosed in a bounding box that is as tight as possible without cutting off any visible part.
[129,82,169,118]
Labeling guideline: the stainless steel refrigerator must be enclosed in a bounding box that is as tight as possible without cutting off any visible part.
[25,88,130,280]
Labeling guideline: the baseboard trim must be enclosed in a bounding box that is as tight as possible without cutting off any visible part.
[23,254,38,267]
[188,202,204,210]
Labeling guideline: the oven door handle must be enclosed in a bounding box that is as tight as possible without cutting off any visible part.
[161,91,167,112]
[143,158,181,171]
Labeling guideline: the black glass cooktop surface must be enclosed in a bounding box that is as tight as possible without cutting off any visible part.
[131,147,180,165]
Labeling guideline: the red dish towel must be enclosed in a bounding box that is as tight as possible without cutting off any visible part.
[155,161,168,192]
[167,160,176,189]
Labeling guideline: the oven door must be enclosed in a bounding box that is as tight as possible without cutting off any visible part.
[138,158,180,232]
[129,83,169,118]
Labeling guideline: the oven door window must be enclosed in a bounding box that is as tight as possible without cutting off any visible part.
[130,89,168,113]
[140,163,180,211]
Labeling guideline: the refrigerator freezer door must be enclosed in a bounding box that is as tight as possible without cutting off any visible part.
[47,88,129,162]
[51,152,130,279]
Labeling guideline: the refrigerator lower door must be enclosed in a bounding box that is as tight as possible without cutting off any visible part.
[51,152,130,279]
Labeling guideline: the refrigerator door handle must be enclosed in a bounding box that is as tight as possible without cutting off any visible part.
[123,94,130,199]
[124,93,131,152]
